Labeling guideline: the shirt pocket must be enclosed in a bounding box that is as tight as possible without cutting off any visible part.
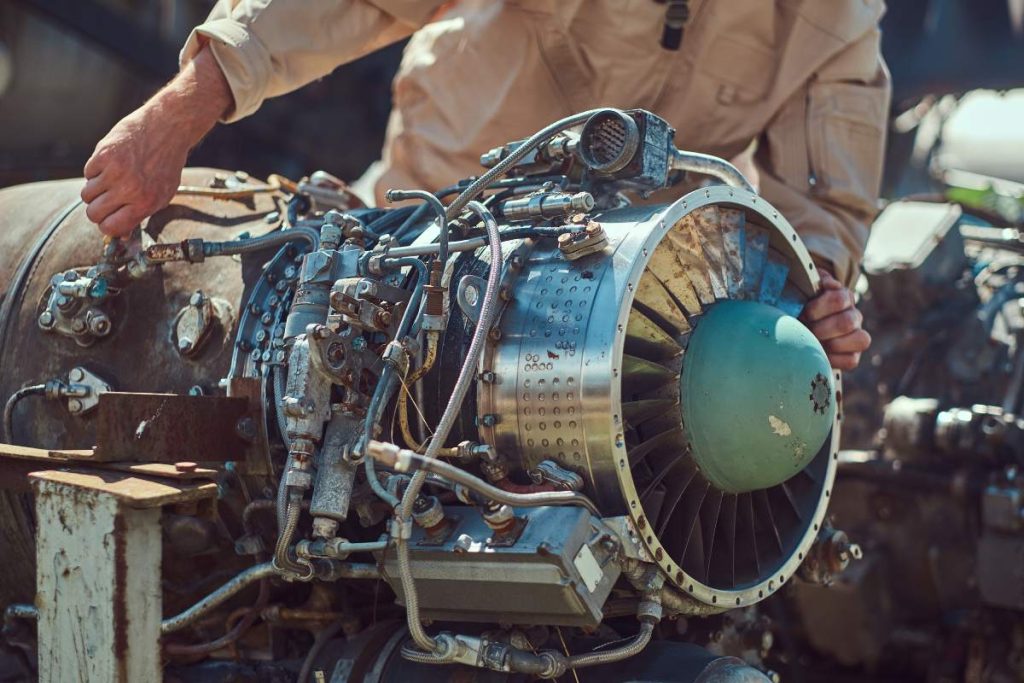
[695,34,778,106]
[806,80,887,215]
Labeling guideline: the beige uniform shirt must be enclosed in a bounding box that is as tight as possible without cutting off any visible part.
[182,0,890,285]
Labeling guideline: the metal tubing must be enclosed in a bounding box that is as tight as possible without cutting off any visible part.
[565,620,656,670]
[444,109,619,220]
[161,562,276,635]
[386,190,450,265]
[3,384,46,443]
[670,149,756,193]
[394,201,504,656]
[369,441,601,516]
[204,226,320,258]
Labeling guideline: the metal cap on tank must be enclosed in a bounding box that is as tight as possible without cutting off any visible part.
[680,300,835,493]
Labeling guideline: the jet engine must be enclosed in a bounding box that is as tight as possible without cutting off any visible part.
[0,109,839,681]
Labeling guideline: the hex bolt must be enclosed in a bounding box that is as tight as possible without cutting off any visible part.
[479,371,497,384]
[453,534,474,553]
[283,265,298,280]
[71,319,87,335]
[250,349,261,361]
[488,327,502,341]
[255,330,268,343]
[275,280,288,293]
[178,337,193,353]
[67,399,83,414]
[38,311,54,329]
[68,368,85,383]
[480,414,499,427]
[260,312,273,325]
[374,309,393,328]
[275,350,287,363]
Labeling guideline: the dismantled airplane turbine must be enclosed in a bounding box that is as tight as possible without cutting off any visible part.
[0,108,842,681]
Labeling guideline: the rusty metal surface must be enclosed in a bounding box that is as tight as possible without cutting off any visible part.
[29,469,218,509]
[93,392,252,463]
[0,168,283,607]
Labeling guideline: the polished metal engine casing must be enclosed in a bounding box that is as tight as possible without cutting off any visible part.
[474,186,841,608]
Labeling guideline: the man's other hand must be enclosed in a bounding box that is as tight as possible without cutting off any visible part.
[801,271,871,371]
[81,46,232,237]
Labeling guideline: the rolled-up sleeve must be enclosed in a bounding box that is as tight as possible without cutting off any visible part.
[180,0,447,122]
[756,27,891,286]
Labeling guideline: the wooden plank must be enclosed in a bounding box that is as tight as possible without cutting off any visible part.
[29,469,217,509]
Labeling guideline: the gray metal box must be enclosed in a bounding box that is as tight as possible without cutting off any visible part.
[378,506,620,627]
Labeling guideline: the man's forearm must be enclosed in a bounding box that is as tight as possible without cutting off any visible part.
[151,45,233,149]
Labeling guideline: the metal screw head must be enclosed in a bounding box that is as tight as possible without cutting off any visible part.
[69,367,85,382]
[67,398,83,414]
[63,271,78,282]
[38,311,54,329]
[178,337,193,352]
[260,312,273,325]
[189,291,205,307]
[453,534,474,553]
[283,266,298,280]
[71,319,87,334]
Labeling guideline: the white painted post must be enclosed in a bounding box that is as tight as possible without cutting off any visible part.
[33,478,162,683]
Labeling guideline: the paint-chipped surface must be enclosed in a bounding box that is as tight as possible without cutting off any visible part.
[34,479,161,683]
[768,415,792,437]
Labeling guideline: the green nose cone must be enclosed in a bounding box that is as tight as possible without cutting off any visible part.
[680,300,835,494]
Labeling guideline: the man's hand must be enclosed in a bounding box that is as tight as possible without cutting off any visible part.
[801,271,871,371]
[81,46,232,237]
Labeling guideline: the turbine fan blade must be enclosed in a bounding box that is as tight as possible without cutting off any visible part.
[627,427,686,467]
[754,489,784,555]
[739,224,770,300]
[776,282,807,318]
[685,207,729,298]
[758,251,789,306]
[719,208,746,297]
[646,246,703,316]
[626,308,684,360]
[701,490,724,582]
[622,354,678,396]
[741,493,761,576]
[665,216,717,305]
[623,399,679,428]
[634,272,691,336]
